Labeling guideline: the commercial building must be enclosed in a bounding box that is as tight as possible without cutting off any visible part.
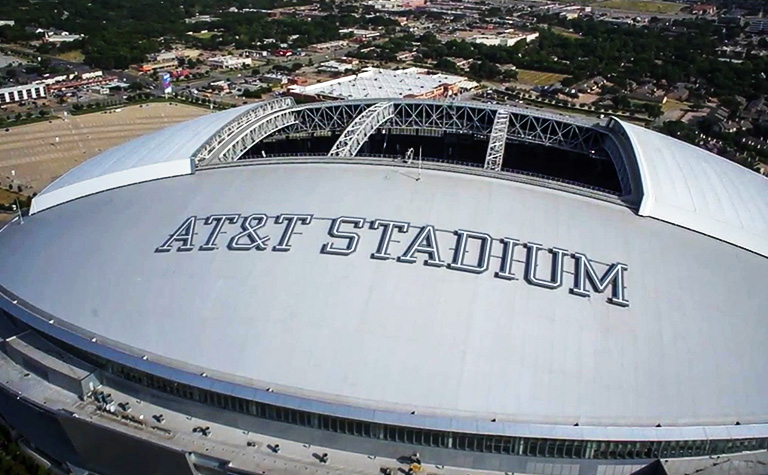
[207,55,252,69]
[288,67,477,100]
[0,98,767,475]
[468,30,540,47]
[0,83,46,104]
[308,40,349,53]
[316,60,356,74]
[42,30,84,43]
[367,0,426,11]
[136,60,178,73]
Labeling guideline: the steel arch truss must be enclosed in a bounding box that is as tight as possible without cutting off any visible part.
[289,102,370,134]
[506,113,602,156]
[328,102,395,157]
[207,109,299,164]
[193,97,295,165]
[485,110,510,171]
[196,99,608,166]
[389,102,496,135]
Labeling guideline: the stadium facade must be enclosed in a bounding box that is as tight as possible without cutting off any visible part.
[0,97,767,475]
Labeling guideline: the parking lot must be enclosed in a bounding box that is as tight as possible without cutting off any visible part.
[0,102,208,193]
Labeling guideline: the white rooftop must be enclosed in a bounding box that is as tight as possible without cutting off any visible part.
[617,119,768,258]
[289,67,475,99]
[29,102,257,215]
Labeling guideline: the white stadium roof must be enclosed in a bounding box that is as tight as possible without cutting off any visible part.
[28,100,768,259]
[2,99,767,442]
[29,102,256,215]
[619,119,768,258]
[288,67,477,100]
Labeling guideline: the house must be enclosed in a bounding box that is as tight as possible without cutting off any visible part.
[691,4,716,15]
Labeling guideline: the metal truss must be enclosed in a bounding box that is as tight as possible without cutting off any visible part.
[204,109,298,165]
[195,99,609,167]
[485,110,510,171]
[290,102,370,134]
[506,112,602,156]
[328,102,394,157]
[193,97,295,165]
[389,102,496,135]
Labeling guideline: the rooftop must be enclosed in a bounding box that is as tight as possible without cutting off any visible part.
[288,67,476,100]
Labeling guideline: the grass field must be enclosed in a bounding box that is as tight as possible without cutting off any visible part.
[592,0,683,13]
[55,50,85,62]
[550,27,582,39]
[515,70,569,86]
[0,188,26,206]
[188,31,217,39]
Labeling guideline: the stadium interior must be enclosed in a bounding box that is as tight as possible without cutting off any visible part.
[251,130,624,193]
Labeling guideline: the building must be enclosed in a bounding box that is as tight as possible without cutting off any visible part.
[42,30,84,43]
[260,73,288,85]
[37,70,104,86]
[308,40,349,53]
[747,19,768,33]
[367,0,426,11]
[135,60,178,73]
[316,60,356,74]
[241,49,268,58]
[288,67,477,100]
[0,83,46,104]
[339,28,382,42]
[691,4,716,15]
[207,55,252,69]
[468,30,539,47]
[149,51,177,62]
[0,20,15,26]
[1,98,768,475]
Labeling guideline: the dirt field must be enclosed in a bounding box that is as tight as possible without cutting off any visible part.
[592,0,683,13]
[515,70,569,87]
[55,50,85,62]
[0,103,209,193]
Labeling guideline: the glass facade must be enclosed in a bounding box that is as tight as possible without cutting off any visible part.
[3,308,765,463]
[107,362,768,461]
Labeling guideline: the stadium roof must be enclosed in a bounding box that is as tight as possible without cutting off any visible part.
[29,99,768,259]
[618,119,768,258]
[2,161,767,436]
[28,103,256,215]
[2,100,768,441]
[288,67,478,100]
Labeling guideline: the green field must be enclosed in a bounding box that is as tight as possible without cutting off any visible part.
[551,27,582,39]
[55,50,85,62]
[0,188,27,206]
[188,31,217,39]
[516,69,569,86]
[592,0,683,13]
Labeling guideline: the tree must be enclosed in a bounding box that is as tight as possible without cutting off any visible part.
[434,58,458,73]
[469,60,501,81]
[561,76,577,87]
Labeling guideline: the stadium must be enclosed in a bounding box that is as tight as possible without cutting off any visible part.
[0,96,767,475]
